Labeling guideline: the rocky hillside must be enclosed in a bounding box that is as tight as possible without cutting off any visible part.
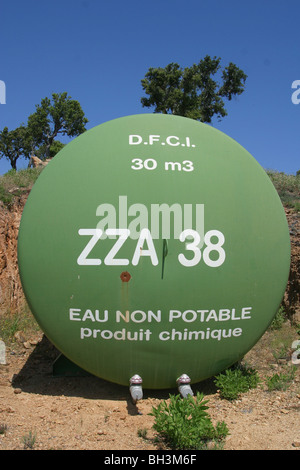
[283,208,300,322]
[0,191,29,314]
[0,170,299,323]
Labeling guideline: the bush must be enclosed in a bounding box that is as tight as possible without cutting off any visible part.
[269,306,286,330]
[1,167,42,188]
[214,363,260,400]
[0,185,13,206]
[22,430,37,449]
[150,392,229,450]
[0,306,40,344]
[266,366,296,391]
[266,169,300,211]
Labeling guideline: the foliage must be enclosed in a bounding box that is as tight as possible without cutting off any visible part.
[272,345,290,363]
[0,167,42,207]
[0,92,88,169]
[137,428,148,439]
[141,56,247,123]
[214,363,260,400]
[0,126,31,170]
[0,424,8,435]
[150,392,229,450]
[22,430,37,449]
[0,185,13,207]
[1,167,42,188]
[35,140,65,160]
[266,366,296,391]
[269,306,287,330]
[266,169,300,211]
[0,305,40,344]
[27,92,88,159]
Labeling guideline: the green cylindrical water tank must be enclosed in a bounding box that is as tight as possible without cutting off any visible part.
[18,114,290,389]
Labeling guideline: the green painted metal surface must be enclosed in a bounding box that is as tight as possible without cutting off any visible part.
[18,114,291,389]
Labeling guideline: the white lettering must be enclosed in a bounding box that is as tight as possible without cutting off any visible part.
[169,310,182,322]
[149,134,160,145]
[150,203,183,239]
[129,134,143,145]
[96,203,116,239]
[82,309,96,322]
[232,328,242,337]
[168,308,252,322]
[128,203,149,240]
[77,229,102,265]
[132,228,159,266]
[69,308,81,321]
[178,229,201,267]
[182,160,194,172]
[158,327,243,341]
[203,230,226,267]
[241,307,252,319]
[69,309,109,322]
[291,80,300,104]
[291,340,300,365]
[165,161,181,171]
[0,80,6,105]
[80,328,92,339]
[182,310,197,322]
[166,135,180,146]
[95,196,205,241]
[116,310,130,323]
[159,331,170,341]
[80,327,152,341]
[131,158,144,170]
[206,310,218,322]
[104,229,130,265]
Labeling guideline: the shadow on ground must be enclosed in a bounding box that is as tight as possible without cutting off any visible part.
[11,335,217,404]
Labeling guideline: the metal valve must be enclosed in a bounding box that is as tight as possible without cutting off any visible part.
[176,374,194,398]
[129,374,143,404]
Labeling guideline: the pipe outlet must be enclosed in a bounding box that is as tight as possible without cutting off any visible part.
[176,374,194,398]
[129,374,143,404]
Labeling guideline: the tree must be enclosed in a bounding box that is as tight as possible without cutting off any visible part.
[35,140,66,160]
[141,56,247,123]
[0,92,88,170]
[27,92,88,159]
[0,126,31,170]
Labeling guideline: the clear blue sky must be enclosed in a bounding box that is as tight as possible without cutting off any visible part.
[0,0,299,175]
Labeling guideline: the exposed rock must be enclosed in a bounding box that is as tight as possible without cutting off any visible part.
[30,156,51,168]
[0,195,27,314]
[14,331,26,343]
[283,209,300,321]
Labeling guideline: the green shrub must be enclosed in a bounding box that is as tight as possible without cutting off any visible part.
[0,423,8,435]
[269,306,286,330]
[1,167,42,188]
[0,185,13,206]
[150,392,229,450]
[137,428,148,439]
[266,169,300,211]
[0,167,42,207]
[214,363,260,400]
[0,307,40,344]
[22,430,37,449]
[266,366,296,391]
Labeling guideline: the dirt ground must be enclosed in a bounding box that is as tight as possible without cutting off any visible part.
[0,323,299,451]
